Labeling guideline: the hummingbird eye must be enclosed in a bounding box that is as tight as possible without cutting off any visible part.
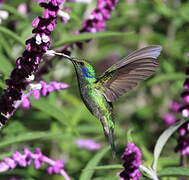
[79,62,84,66]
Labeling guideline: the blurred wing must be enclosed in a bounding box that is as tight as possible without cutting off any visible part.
[96,46,162,102]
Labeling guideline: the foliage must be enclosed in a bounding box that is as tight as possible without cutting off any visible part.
[0,0,189,179]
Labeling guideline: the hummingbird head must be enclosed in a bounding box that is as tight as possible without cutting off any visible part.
[59,53,96,81]
[61,55,89,67]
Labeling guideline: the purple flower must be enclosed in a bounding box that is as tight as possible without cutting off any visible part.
[60,0,119,52]
[170,100,181,112]
[47,160,64,174]
[38,0,119,76]
[0,162,9,172]
[0,0,65,127]
[75,139,101,151]
[163,54,189,156]
[183,78,189,90]
[0,148,70,180]
[79,0,119,34]
[175,123,189,155]
[175,63,189,155]
[181,91,189,103]
[17,3,28,15]
[178,122,189,136]
[3,158,17,169]
[21,94,31,109]
[119,143,142,180]
[40,81,69,96]
[162,100,181,125]
[12,151,28,167]
[32,90,41,99]
[20,81,68,109]
[163,113,177,126]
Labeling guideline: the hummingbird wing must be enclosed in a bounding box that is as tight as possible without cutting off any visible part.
[95,46,162,102]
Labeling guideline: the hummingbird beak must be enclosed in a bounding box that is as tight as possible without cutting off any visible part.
[54,52,74,61]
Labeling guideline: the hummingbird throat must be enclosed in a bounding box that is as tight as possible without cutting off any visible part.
[81,66,95,79]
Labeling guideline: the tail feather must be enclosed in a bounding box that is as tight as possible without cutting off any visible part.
[100,116,116,157]
[103,126,116,157]
[107,127,116,157]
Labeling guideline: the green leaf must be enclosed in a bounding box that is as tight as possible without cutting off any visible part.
[158,156,179,167]
[53,32,133,48]
[0,80,5,88]
[31,98,70,127]
[2,4,27,20]
[0,53,13,76]
[78,125,102,133]
[152,119,188,171]
[0,169,28,177]
[158,167,189,177]
[0,26,25,46]
[0,35,14,60]
[0,131,59,148]
[0,152,13,159]
[69,11,82,24]
[79,147,109,180]
[93,177,118,180]
[90,164,122,170]
[147,73,185,86]
[154,0,174,18]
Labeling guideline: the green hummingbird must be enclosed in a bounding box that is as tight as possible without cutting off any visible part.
[55,45,162,154]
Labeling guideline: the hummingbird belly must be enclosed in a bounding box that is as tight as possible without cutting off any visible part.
[77,80,115,152]
[80,84,113,123]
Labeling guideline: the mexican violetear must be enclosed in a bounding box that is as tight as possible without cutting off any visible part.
[56,46,162,154]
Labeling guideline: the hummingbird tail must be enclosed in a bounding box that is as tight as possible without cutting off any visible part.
[104,126,116,157]
[109,128,116,157]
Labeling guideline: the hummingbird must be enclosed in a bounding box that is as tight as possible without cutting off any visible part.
[55,46,162,154]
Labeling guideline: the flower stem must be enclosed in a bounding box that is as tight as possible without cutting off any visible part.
[60,169,71,180]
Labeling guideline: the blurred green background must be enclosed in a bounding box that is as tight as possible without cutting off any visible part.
[0,0,189,179]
